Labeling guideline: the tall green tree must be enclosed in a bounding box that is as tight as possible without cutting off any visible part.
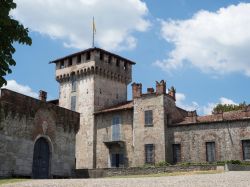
[0,0,32,87]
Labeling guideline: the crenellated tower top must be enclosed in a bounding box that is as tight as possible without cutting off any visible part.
[51,47,135,85]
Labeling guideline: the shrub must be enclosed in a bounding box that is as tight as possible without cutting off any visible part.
[155,161,170,167]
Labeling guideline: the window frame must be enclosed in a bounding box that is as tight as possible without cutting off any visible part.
[111,115,121,141]
[71,74,77,92]
[145,144,155,164]
[70,95,77,111]
[144,110,153,127]
[172,144,181,164]
[206,141,216,162]
[242,140,250,161]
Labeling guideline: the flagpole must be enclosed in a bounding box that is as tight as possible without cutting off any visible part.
[92,16,95,48]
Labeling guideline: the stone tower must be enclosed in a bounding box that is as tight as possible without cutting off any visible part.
[51,48,135,168]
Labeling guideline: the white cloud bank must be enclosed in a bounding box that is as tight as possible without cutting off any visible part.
[176,92,237,115]
[155,3,250,76]
[1,80,38,98]
[11,0,150,51]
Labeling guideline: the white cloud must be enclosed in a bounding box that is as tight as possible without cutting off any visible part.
[11,0,150,51]
[202,97,238,115]
[176,93,237,115]
[155,3,250,76]
[176,92,199,111]
[1,80,38,98]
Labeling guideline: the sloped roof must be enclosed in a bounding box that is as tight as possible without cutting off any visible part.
[95,101,133,114]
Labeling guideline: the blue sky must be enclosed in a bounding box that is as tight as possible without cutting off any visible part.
[3,0,250,115]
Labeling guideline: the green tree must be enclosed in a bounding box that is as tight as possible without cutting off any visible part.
[212,102,247,113]
[0,0,32,87]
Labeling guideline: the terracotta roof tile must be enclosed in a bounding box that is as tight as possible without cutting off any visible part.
[95,101,133,114]
[175,109,250,125]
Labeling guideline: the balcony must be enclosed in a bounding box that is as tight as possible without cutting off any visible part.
[103,133,125,148]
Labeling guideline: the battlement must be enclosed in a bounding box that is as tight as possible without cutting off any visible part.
[132,80,176,101]
[51,48,135,84]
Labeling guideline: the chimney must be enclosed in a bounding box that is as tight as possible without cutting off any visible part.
[147,88,154,94]
[39,90,47,102]
[168,86,176,101]
[132,83,142,99]
[156,80,166,95]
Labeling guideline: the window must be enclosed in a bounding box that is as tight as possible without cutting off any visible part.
[124,62,127,71]
[71,96,76,111]
[145,144,155,164]
[112,116,121,141]
[108,56,112,64]
[68,58,72,66]
[77,55,81,63]
[71,74,77,92]
[145,110,153,126]
[242,140,250,160]
[206,142,216,162]
[111,153,124,168]
[173,144,181,164]
[116,59,120,67]
[86,52,91,60]
[100,52,104,60]
[59,61,64,69]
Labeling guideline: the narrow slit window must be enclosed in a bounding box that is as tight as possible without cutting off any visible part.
[71,96,76,111]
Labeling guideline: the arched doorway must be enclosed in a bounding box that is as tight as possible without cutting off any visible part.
[32,137,50,179]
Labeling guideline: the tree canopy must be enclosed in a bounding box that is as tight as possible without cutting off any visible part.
[0,0,32,87]
[212,102,247,113]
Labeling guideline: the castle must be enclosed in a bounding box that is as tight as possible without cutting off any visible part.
[1,47,250,178]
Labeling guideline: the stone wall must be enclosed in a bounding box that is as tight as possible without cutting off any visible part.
[166,120,250,163]
[133,94,166,166]
[95,110,133,168]
[74,165,218,178]
[0,89,79,178]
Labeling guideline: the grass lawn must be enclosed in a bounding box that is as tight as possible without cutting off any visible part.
[0,179,30,186]
[108,170,224,178]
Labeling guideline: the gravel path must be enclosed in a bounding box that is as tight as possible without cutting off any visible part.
[2,171,250,187]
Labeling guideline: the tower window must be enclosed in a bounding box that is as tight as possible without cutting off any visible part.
[60,61,64,69]
[68,58,72,66]
[86,52,91,60]
[116,59,120,67]
[71,96,76,111]
[145,144,154,164]
[108,56,112,64]
[77,55,81,64]
[100,52,104,60]
[145,110,153,126]
[71,74,77,92]
[124,62,127,71]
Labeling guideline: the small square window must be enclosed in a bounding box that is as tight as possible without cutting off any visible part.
[145,110,153,126]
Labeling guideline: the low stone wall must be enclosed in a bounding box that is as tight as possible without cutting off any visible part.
[225,164,250,171]
[75,165,219,178]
